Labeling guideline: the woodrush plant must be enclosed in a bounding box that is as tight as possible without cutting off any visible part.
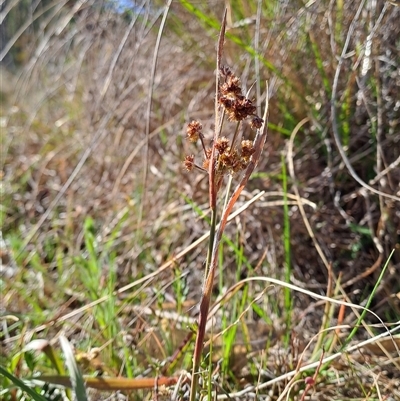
[183,11,269,400]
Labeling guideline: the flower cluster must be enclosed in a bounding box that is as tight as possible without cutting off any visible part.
[183,66,263,176]
[219,66,263,128]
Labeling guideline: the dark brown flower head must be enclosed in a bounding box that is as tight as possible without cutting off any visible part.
[186,120,202,143]
[215,137,229,154]
[241,140,255,160]
[220,75,242,97]
[239,97,256,113]
[184,65,263,178]
[219,148,245,173]
[227,96,257,122]
[183,155,195,171]
[219,148,234,168]
[219,95,235,111]
[250,116,264,130]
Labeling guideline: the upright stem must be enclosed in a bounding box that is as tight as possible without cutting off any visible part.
[189,83,269,400]
[189,11,231,400]
[190,205,217,401]
[205,208,218,281]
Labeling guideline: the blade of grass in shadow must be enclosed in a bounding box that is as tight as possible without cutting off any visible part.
[281,152,292,345]
[59,336,88,401]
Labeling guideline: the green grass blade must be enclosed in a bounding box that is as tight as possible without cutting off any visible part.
[0,365,48,401]
[281,153,292,341]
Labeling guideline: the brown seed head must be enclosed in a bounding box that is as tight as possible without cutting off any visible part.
[184,66,262,178]
[241,140,255,160]
[227,96,256,122]
[215,137,230,154]
[186,120,202,143]
[219,148,233,167]
[250,116,264,130]
[219,148,244,173]
[220,75,242,97]
[219,95,235,111]
[183,155,195,171]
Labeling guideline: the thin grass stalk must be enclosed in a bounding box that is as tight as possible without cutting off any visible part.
[140,0,173,226]
[312,262,334,360]
[281,152,292,344]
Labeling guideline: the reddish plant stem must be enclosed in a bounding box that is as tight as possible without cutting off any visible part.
[189,82,269,399]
